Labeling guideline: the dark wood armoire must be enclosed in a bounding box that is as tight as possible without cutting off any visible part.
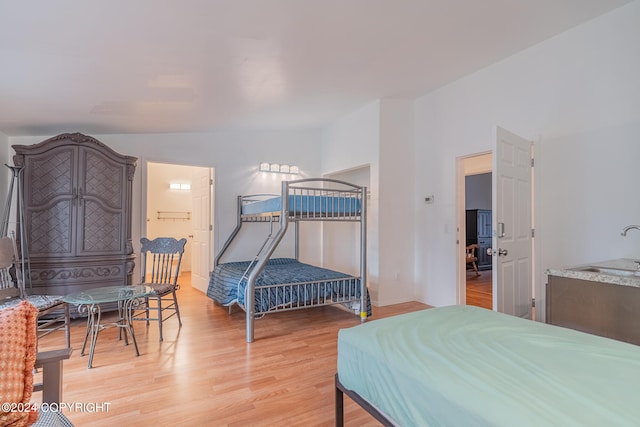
[12,133,137,313]
[466,209,492,270]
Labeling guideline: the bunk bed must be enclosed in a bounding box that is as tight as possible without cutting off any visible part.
[335,305,640,426]
[207,178,369,342]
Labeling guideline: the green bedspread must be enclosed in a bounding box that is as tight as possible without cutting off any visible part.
[337,305,640,426]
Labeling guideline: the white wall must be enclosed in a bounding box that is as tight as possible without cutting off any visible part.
[0,132,8,218]
[320,101,382,302]
[323,165,370,277]
[413,1,640,317]
[378,99,415,305]
[320,99,416,306]
[9,129,323,282]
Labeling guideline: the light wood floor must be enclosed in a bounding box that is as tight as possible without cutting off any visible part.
[466,269,492,309]
[36,275,428,426]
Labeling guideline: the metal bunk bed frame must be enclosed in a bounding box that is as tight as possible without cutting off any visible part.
[214,178,367,343]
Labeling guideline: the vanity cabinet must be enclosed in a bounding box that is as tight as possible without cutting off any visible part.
[546,275,640,345]
[466,209,492,269]
[13,133,137,313]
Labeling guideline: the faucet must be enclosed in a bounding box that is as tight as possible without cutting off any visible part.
[621,225,640,236]
[622,225,640,270]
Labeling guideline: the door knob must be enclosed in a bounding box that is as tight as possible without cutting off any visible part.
[498,248,508,256]
[487,248,495,256]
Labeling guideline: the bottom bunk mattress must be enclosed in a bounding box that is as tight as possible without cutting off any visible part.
[337,305,640,426]
[207,258,371,315]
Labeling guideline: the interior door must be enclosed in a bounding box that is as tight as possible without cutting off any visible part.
[190,168,213,293]
[492,127,532,318]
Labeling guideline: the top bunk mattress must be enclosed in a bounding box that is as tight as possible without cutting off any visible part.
[241,195,361,216]
[337,305,640,427]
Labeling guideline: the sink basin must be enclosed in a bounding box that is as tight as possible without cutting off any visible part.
[570,266,640,277]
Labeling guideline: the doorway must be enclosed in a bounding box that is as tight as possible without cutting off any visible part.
[145,162,214,293]
[457,153,493,309]
[456,127,533,319]
[465,172,493,309]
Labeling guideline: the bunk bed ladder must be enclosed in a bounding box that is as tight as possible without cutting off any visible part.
[245,182,292,342]
[238,232,276,286]
[215,195,243,267]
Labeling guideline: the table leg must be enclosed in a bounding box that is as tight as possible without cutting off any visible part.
[70,293,147,368]
[80,308,91,356]
[117,298,140,356]
[121,297,140,356]
[117,299,130,346]
[66,287,152,369]
[78,304,101,369]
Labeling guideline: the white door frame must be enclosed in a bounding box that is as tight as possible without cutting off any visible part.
[457,139,538,320]
[456,152,493,307]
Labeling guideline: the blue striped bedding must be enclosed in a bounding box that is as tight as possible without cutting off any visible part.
[207,258,371,315]
[241,195,361,215]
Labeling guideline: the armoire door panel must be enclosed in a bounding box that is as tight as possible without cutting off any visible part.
[79,201,125,254]
[27,200,75,257]
[24,147,76,207]
[80,147,126,210]
[466,209,492,270]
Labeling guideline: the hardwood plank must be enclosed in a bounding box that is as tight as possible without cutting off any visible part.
[466,270,492,309]
[36,274,428,426]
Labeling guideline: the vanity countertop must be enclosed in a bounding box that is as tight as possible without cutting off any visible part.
[546,258,640,288]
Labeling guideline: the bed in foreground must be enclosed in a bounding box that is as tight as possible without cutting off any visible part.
[336,305,640,426]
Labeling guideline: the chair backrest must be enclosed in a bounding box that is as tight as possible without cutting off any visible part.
[140,237,187,285]
[465,244,479,263]
[0,235,23,302]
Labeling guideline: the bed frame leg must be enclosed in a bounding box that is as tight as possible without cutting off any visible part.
[335,374,344,427]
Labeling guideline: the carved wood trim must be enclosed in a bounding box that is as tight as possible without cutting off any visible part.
[12,132,137,168]
[28,266,124,283]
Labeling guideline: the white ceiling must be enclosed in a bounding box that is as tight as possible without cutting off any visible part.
[0,0,632,136]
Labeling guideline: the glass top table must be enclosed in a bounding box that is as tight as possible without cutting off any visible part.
[64,285,153,368]
[64,285,152,305]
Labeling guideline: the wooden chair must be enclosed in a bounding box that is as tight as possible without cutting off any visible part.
[466,244,480,276]
[0,234,70,348]
[0,300,72,426]
[134,237,187,341]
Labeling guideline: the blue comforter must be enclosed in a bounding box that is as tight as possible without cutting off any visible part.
[207,258,371,315]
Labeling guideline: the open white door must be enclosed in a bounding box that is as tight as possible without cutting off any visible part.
[492,127,532,319]
[190,168,213,293]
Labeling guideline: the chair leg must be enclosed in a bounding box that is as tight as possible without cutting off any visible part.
[63,303,71,349]
[145,297,151,326]
[173,290,182,327]
[157,296,163,342]
[36,303,72,350]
